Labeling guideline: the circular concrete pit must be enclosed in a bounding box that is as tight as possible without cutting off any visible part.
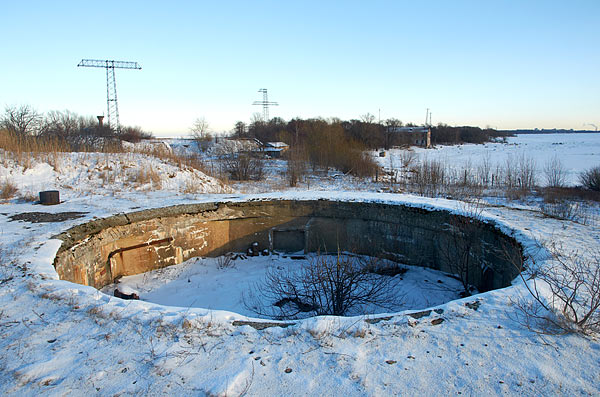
[52,199,522,311]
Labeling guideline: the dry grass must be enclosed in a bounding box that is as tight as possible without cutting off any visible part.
[18,192,38,202]
[180,178,205,194]
[0,180,18,199]
[1,128,227,193]
[538,186,598,225]
[541,186,600,203]
[129,166,162,188]
[540,200,590,224]
[135,145,209,175]
[0,129,69,155]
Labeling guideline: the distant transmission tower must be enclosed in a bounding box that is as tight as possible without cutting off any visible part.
[78,59,142,133]
[425,108,432,127]
[252,88,278,122]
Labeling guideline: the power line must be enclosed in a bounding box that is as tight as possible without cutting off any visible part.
[78,59,142,133]
[252,88,278,122]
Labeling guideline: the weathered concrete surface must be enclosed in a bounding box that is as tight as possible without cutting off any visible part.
[53,200,522,291]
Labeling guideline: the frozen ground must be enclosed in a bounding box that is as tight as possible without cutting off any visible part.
[375,133,600,186]
[100,254,464,319]
[0,135,599,395]
[0,150,231,198]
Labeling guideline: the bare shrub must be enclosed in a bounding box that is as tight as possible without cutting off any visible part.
[0,180,18,199]
[399,150,417,169]
[119,126,153,143]
[180,178,203,194]
[543,154,567,188]
[286,146,308,187]
[348,151,379,178]
[100,167,117,186]
[361,256,408,276]
[130,166,162,187]
[506,187,530,201]
[224,153,264,181]
[216,254,234,269]
[510,242,600,335]
[580,165,600,192]
[516,153,536,190]
[502,156,517,189]
[540,201,589,224]
[18,192,38,202]
[386,154,398,185]
[476,152,492,187]
[542,186,600,203]
[245,253,399,319]
[446,181,483,202]
[499,154,537,199]
[411,158,446,197]
[456,158,475,187]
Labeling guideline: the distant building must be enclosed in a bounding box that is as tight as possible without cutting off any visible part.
[390,126,431,148]
[211,138,290,158]
[261,141,289,158]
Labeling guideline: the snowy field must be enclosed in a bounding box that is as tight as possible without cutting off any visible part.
[375,133,600,186]
[0,135,599,395]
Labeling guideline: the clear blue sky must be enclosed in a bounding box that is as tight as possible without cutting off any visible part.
[2,0,599,137]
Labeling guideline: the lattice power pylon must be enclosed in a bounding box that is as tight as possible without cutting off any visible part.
[252,88,278,122]
[78,59,142,133]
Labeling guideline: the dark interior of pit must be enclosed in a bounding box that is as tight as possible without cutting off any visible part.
[52,200,522,299]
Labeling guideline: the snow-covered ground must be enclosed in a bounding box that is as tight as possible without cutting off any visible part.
[1,136,599,395]
[100,254,465,319]
[0,151,231,198]
[375,133,600,186]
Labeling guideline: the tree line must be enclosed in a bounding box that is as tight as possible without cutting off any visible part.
[0,104,153,150]
[231,115,510,150]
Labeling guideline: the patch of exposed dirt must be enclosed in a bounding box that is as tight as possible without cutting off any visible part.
[8,212,87,223]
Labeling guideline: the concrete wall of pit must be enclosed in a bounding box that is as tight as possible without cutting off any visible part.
[52,200,522,292]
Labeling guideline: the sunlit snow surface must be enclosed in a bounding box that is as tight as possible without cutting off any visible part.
[101,254,464,318]
[1,134,600,396]
[376,133,600,186]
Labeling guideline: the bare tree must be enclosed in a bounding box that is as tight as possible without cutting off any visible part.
[223,152,264,181]
[1,104,42,136]
[245,253,400,320]
[543,154,567,188]
[232,121,247,138]
[39,110,80,138]
[383,118,402,150]
[250,112,263,125]
[286,145,307,187]
[360,113,375,124]
[508,242,600,335]
[190,117,212,142]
